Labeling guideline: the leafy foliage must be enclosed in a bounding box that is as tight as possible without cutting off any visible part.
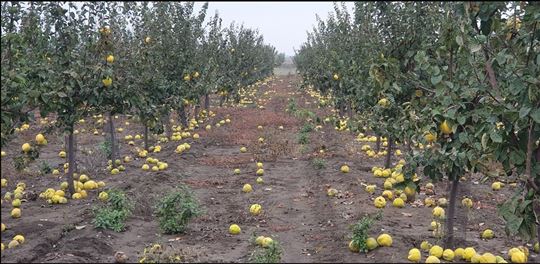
[1,1,279,197]
[98,138,113,159]
[286,98,298,114]
[311,158,326,170]
[349,212,383,253]
[295,1,539,243]
[39,160,52,175]
[297,132,310,145]
[92,189,133,232]
[249,241,283,263]
[155,185,202,234]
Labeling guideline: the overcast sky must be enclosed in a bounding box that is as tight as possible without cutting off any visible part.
[195,2,354,56]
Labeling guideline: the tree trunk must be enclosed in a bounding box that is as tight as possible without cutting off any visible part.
[525,121,540,246]
[64,134,77,173]
[74,133,78,173]
[347,102,354,134]
[219,95,225,107]
[108,112,117,167]
[537,145,540,246]
[407,139,413,156]
[384,137,393,169]
[204,93,210,110]
[444,178,459,249]
[144,124,149,151]
[179,104,188,128]
[525,120,535,189]
[338,102,345,117]
[376,136,381,153]
[66,130,76,196]
[162,112,171,139]
[535,199,540,247]
[347,101,353,119]
[194,104,200,121]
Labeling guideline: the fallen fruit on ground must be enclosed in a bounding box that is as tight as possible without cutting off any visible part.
[429,245,443,258]
[242,184,253,193]
[256,236,266,246]
[349,241,359,252]
[262,237,274,248]
[11,208,21,218]
[374,196,386,208]
[408,248,421,262]
[366,237,378,250]
[8,240,19,249]
[442,249,454,261]
[463,247,476,261]
[229,224,241,235]
[421,241,432,251]
[250,204,262,215]
[425,255,441,263]
[481,229,494,239]
[377,234,392,247]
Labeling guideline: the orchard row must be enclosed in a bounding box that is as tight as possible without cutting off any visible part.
[294,1,539,252]
[2,1,284,194]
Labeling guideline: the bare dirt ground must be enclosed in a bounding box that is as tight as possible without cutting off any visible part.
[1,74,537,263]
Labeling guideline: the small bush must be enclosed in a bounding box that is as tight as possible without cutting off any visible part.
[299,122,314,133]
[61,224,75,236]
[99,139,112,159]
[295,109,316,120]
[13,148,39,171]
[13,156,27,171]
[297,132,309,145]
[298,144,310,154]
[311,158,326,169]
[349,211,383,253]
[249,241,283,263]
[155,185,202,234]
[286,98,297,113]
[93,189,133,232]
[39,160,52,175]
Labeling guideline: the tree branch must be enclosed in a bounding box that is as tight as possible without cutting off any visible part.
[525,21,538,66]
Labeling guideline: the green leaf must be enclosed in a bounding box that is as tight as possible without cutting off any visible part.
[489,130,502,143]
[481,19,492,35]
[432,66,440,75]
[28,90,40,99]
[457,116,466,125]
[518,199,532,212]
[518,106,531,119]
[455,35,464,46]
[509,151,525,165]
[469,43,482,53]
[532,109,540,123]
[447,108,457,119]
[496,51,507,65]
[459,132,468,143]
[476,34,487,43]
[507,215,523,235]
[510,81,525,96]
[481,133,488,149]
[431,75,442,85]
